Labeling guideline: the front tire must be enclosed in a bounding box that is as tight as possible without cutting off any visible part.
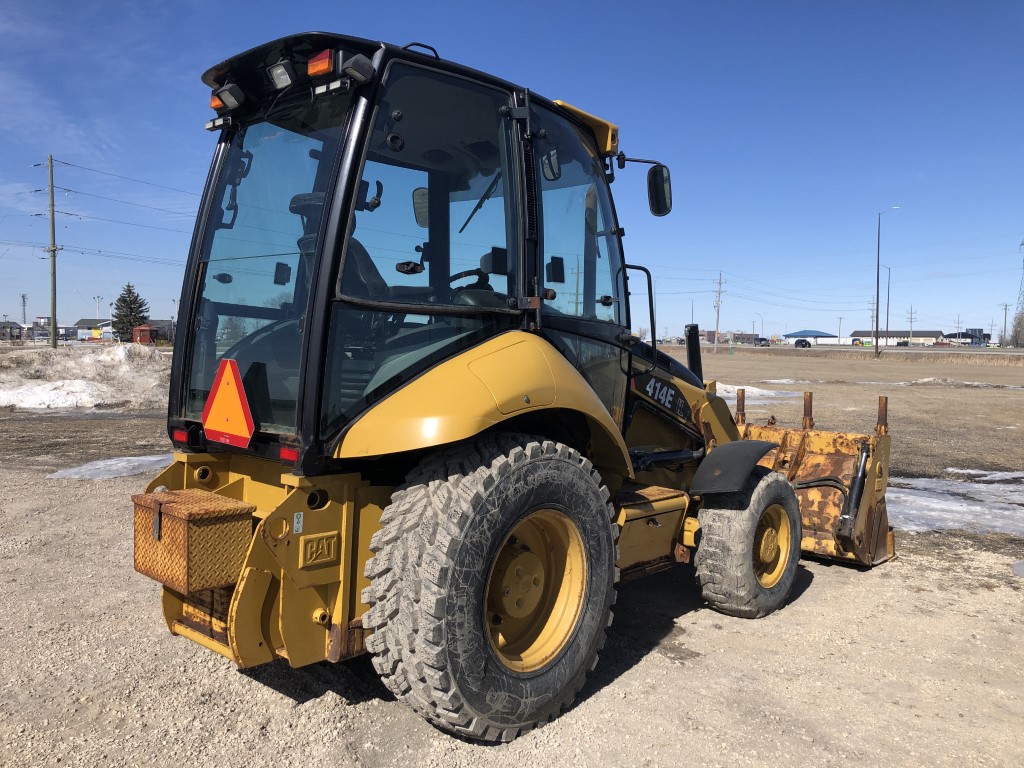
[694,467,802,618]
[361,435,618,742]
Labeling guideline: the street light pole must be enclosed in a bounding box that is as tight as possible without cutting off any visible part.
[874,206,899,358]
[755,312,764,338]
[882,265,891,350]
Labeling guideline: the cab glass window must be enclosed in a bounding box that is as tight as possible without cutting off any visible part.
[320,63,520,437]
[532,106,624,325]
[338,63,519,308]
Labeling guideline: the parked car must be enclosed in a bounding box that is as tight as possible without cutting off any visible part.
[756,337,770,347]
[795,339,811,348]
[851,338,863,346]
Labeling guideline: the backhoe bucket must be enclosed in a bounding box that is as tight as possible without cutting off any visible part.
[735,391,894,566]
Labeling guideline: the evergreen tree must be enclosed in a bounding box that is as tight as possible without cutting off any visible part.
[112,283,150,341]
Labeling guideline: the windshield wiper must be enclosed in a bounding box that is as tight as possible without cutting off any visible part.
[458,171,502,234]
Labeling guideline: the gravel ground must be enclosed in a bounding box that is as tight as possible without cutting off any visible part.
[1,350,1022,767]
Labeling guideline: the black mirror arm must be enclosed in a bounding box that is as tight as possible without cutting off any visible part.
[615,152,662,170]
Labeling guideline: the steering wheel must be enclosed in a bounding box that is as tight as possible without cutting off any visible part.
[449,268,490,289]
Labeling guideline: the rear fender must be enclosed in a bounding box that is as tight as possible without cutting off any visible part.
[337,331,632,480]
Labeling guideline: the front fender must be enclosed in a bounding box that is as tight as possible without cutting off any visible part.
[336,331,632,479]
[690,440,778,496]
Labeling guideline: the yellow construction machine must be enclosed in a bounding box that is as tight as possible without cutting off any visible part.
[133,32,893,742]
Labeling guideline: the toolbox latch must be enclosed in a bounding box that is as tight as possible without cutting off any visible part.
[152,500,162,541]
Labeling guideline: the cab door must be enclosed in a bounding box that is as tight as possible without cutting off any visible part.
[530,103,630,429]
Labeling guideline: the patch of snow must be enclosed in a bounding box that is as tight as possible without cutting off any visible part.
[944,468,1024,483]
[0,344,170,410]
[887,473,1024,536]
[716,383,800,402]
[49,454,173,480]
[853,378,1022,390]
[0,379,118,408]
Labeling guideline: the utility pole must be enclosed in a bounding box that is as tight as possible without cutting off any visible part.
[712,273,724,354]
[999,302,1011,347]
[46,155,62,349]
[837,316,843,344]
[954,315,961,342]
[907,305,917,346]
[93,295,103,319]
[20,293,27,324]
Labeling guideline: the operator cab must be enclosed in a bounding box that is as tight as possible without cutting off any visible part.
[170,32,672,471]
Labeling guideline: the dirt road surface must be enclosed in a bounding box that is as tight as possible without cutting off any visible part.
[1,350,1022,767]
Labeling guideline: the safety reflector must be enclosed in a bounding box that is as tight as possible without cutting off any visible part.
[172,428,188,444]
[308,49,334,77]
[201,359,255,448]
[279,446,299,463]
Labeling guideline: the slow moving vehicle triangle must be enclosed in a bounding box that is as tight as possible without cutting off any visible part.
[201,359,255,448]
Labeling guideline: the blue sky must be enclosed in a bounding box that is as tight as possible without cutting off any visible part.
[1,1,1021,340]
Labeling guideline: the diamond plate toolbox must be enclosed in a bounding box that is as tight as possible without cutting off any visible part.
[132,488,255,594]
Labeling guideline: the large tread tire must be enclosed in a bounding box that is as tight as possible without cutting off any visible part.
[361,434,618,742]
[694,467,802,619]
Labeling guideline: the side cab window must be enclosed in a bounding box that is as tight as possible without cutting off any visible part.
[338,62,519,306]
[531,106,624,325]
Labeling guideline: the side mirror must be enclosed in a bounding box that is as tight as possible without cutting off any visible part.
[647,164,672,216]
[412,187,429,228]
[545,256,566,284]
[273,262,292,285]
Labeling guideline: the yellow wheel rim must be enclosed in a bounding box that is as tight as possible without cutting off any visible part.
[484,509,587,673]
[753,503,791,589]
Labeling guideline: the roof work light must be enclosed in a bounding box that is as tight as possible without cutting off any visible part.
[268,60,296,90]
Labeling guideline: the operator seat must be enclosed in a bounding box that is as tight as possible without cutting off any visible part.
[340,237,389,300]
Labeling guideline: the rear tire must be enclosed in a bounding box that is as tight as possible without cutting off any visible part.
[694,467,801,618]
[361,435,618,742]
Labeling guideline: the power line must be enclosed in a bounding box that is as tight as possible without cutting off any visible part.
[0,238,184,266]
[51,210,192,235]
[52,159,200,197]
[49,186,194,217]
[725,287,868,312]
[60,246,184,266]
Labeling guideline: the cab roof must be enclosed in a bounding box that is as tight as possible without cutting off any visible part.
[202,32,619,156]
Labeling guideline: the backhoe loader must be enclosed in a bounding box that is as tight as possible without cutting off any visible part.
[133,31,893,742]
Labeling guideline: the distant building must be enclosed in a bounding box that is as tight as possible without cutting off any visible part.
[0,321,25,341]
[849,330,945,347]
[943,330,990,346]
[73,318,114,341]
